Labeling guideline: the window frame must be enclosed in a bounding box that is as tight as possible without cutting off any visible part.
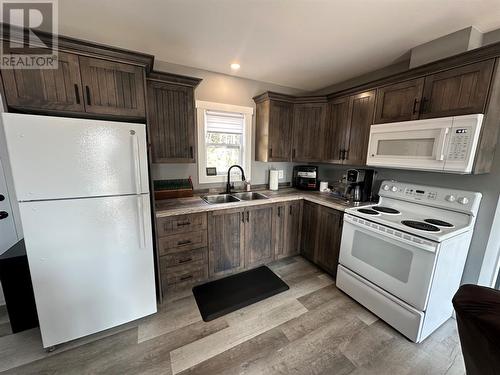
[196,100,253,184]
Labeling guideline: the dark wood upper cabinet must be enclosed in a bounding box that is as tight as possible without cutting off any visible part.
[208,208,245,278]
[324,96,350,163]
[253,93,294,162]
[292,102,327,162]
[420,59,494,119]
[147,72,201,163]
[79,56,146,118]
[315,206,343,277]
[1,51,84,112]
[373,78,424,124]
[343,90,376,165]
[245,204,274,268]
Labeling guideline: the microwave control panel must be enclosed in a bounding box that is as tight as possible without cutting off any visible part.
[447,128,470,161]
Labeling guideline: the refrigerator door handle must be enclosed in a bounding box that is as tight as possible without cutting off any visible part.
[137,195,146,249]
[131,131,142,194]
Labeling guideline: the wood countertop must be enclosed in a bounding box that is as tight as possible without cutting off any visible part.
[155,188,373,218]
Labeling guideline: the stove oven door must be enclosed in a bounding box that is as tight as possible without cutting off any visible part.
[338,215,439,311]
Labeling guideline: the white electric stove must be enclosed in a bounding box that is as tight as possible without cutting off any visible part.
[337,180,481,343]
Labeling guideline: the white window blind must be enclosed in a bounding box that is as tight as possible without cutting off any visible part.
[205,110,244,134]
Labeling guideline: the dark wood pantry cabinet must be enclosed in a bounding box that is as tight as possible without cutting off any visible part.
[147,72,201,163]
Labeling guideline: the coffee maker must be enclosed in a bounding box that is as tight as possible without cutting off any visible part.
[292,166,318,190]
[345,169,376,202]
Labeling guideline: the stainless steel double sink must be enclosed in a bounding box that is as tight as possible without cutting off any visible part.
[202,192,269,204]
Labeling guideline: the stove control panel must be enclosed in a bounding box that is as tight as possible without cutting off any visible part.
[378,180,482,215]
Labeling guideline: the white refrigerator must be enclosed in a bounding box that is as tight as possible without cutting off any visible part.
[0,113,157,348]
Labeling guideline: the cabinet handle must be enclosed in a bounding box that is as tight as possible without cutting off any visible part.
[412,98,419,114]
[190,146,194,159]
[289,205,292,215]
[344,149,349,160]
[292,149,296,159]
[180,275,193,281]
[74,84,81,104]
[0,211,8,220]
[178,257,193,264]
[277,206,281,217]
[339,149,343,160]
[177,221,191,227]
[85,86,91,105]
[269,148,273,158]
[242,212,245,223]
[246,211,249,222]
[177,240,192,246]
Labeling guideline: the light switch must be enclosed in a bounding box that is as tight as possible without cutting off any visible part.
[278,170,284,179]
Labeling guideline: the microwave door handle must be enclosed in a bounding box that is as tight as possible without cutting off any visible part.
[436,127,450,161]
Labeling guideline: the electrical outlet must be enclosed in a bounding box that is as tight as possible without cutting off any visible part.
[278,170,284,179]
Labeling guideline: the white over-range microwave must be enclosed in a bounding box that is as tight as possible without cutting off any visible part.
[366,114,483,174]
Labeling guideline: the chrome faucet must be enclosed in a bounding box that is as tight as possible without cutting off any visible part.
[226,165,246,194]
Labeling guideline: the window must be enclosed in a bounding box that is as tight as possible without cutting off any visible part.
[196,101,253,184]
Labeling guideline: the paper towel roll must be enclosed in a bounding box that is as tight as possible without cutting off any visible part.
[269,170,279,191]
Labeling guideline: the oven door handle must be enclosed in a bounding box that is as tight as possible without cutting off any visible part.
[343,215,438,253]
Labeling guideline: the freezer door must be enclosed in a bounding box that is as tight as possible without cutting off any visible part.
[19,194,156,348]
[1,113,149,201]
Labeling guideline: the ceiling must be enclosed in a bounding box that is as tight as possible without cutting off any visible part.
[58,0,500,91]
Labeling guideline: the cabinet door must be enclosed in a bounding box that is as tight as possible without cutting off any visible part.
[284,201,302,257]
[300,201,319,261]
[274,203,286,259]
[324,96,350,163]
[1,51,84,112]
[147,81,195,162]
[315,207,343,277]
[292,103,327,161]
[373,78,424,124]
[208,208,245,277]
[421,60,494,119]
[344,90,376,165]
[245,205,274,268]
[268,101,293,161]
[79,56,146,118]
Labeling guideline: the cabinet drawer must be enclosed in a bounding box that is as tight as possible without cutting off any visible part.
[157,213,207,237]
[162,247,207,268]
[161,260,208,289]
[158,230,207,256]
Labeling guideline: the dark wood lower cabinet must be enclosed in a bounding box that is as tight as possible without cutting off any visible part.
[208,208,245,278]
[245,204,274,268]
[315,207,343,277]
[275,201,302,259]
[300,201,320,262]
[300,201,343,277]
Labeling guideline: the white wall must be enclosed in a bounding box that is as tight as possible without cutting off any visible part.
[151,60,308,190]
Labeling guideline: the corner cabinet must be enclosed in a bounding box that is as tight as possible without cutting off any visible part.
[146,72,201,163]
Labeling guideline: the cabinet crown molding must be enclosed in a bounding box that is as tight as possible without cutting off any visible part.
[147,71,202,88]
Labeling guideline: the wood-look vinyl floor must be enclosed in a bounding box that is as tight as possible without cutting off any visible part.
[0,256,465,374]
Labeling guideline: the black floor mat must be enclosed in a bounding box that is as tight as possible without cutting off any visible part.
[192,266,289,322]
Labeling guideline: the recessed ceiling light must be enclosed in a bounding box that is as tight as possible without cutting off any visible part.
[230,63,240,70]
